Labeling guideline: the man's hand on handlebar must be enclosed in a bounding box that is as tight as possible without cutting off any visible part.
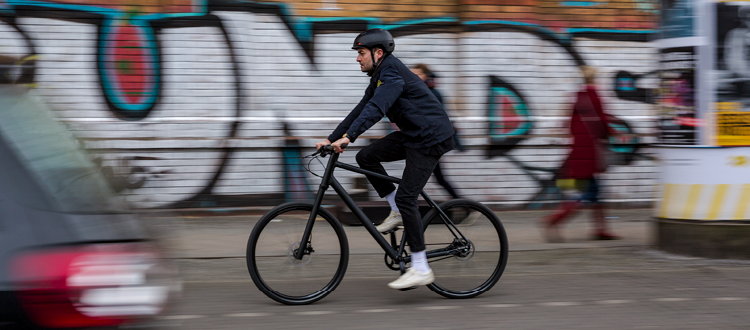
[315,139,331,151]
[332,137,350,153]
[313,138,348,157]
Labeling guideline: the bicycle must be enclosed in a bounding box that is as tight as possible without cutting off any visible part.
[246,145,509,305]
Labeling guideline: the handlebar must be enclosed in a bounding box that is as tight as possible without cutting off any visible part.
[315,143,348,157]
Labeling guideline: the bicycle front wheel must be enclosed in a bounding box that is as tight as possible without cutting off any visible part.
[422,199,508,299]
[247,202,349,305]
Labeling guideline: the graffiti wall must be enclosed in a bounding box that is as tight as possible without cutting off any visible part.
[0,0,659,209]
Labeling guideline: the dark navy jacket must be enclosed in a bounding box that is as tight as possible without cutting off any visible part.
[328,55,455,149]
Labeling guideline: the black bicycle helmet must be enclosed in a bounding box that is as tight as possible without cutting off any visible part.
[352,28,395,53]
[352,29,395,75]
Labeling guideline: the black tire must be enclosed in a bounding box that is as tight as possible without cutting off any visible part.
[246,202,349,305]
[422,199,508,299]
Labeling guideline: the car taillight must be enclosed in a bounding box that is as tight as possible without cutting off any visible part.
[10,242,178,328]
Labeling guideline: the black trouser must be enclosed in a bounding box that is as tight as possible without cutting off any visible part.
[355,132,442,252]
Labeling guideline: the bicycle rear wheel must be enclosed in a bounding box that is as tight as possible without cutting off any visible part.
[422,199,508,299]
[247,202,349,305]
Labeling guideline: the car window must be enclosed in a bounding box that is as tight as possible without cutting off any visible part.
[0,86,126,213]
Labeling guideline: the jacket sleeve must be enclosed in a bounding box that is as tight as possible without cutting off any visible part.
[328,84,374,142]
[345,66,405,142]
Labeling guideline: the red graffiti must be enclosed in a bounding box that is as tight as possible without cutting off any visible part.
[107,21,152,105]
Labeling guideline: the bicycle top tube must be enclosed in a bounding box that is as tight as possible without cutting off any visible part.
[335,162,401,184]
[316,145,401,184]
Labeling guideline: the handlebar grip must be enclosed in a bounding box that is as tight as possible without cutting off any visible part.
[340,143,348,149]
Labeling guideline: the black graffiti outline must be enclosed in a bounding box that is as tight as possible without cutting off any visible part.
[2,2,657,208]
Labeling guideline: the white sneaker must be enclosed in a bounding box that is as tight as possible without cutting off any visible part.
[388,268,435,290]
[375,210,402,233]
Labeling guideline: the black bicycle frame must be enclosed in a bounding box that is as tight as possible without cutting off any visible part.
[294,150,467,263]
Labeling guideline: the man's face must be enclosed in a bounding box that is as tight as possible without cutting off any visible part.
[411,68,427,82]
[356,48,383,72]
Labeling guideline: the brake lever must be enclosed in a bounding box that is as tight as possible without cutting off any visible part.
[319,145,333,158]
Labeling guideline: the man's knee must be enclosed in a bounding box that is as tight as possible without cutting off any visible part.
[355,149,371,166]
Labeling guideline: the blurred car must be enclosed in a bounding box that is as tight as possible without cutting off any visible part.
[0,85,178,329]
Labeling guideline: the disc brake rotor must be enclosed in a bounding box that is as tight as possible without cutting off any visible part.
[287,242,312,266]
[455,239,475,262]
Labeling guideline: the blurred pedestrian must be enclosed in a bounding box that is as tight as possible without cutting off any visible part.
[411,63,464,200]
[542,66,619,242]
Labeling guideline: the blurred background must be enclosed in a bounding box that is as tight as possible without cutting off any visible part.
[2,0,750,329]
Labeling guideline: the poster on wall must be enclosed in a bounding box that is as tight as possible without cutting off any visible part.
[714,2,750,146]
[658,47,698,144]
[658,0,699,145]
[661,0,695,39]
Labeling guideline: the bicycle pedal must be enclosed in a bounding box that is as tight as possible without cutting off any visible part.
[399,286,417,291]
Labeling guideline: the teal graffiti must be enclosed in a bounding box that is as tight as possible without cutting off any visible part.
[560,1,607,6]
[5,0,210,119]
[488,87,532,140]
[634,0,658,13]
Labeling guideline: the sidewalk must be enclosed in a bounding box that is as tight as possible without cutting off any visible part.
[143,208,655,259]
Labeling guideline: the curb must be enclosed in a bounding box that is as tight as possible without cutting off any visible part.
[138,201,655,218]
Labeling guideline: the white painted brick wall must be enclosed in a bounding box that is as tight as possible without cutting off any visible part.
[0,10,659,209]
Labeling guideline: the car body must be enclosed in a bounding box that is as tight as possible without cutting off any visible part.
[0,85,177,329]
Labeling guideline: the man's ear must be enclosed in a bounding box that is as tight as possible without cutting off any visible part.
[375,48,384,58]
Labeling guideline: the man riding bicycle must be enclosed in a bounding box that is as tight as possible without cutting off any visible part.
[316,28,456,289]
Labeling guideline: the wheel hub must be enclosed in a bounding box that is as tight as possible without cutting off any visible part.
[287,242,312,266]
[454,239,475,262]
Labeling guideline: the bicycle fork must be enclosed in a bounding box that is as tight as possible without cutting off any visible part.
[294,151,339,260]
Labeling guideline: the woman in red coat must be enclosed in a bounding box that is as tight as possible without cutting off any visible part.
[543,66,619,242]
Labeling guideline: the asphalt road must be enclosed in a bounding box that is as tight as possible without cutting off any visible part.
[144,247,750,330]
